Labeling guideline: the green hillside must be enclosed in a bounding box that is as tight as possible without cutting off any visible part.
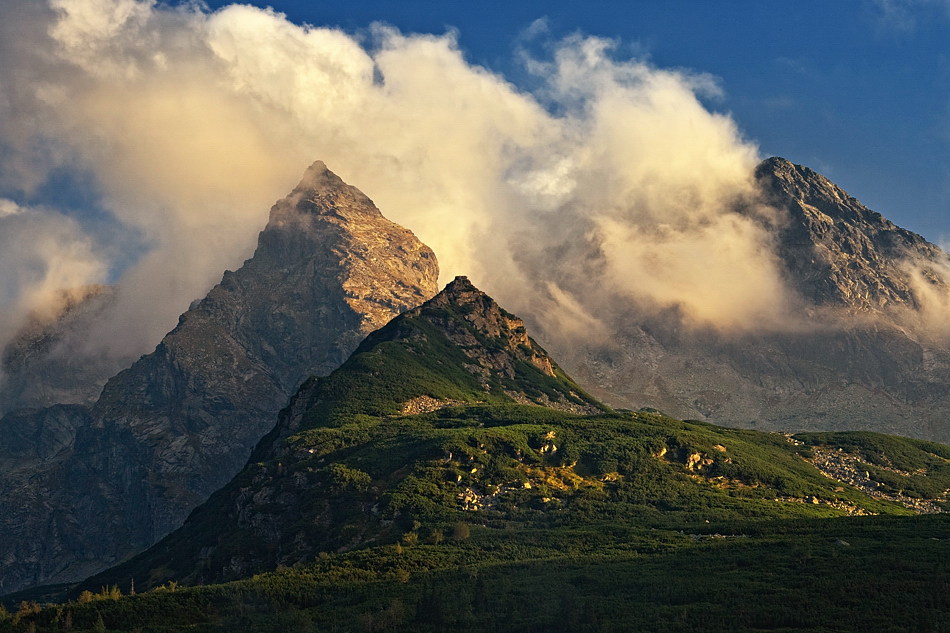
[5,277,950,632]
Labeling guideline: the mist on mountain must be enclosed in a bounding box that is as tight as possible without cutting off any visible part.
[0,0,793,376]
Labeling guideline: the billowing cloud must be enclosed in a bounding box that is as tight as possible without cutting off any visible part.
[0,0,806,375]
[0,200,106,357]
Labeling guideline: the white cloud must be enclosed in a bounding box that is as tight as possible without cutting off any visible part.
[0,199,23,217]
[0,200,106,352]
[0,0,803,368]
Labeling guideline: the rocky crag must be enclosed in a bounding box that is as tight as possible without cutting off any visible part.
[0,161,438,596]
[565,157,950,443]
[758,157,950,312]
[72,276,606,589]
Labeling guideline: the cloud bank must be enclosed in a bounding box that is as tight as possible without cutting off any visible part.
[0,0,829,380]
[0,199,106,359]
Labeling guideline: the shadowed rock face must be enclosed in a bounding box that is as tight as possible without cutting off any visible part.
[560,157,950,444]
[71,277,604,592]
[0,161,438,596]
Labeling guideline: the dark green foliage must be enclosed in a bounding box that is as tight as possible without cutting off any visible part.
[798,431,950,499]
[55,402,928,600]
[451,522,470,542]
[6,515,950,633]
[10,283,950,631]
[329,463,371,492]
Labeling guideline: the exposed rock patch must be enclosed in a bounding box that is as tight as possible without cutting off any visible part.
[805,446,947,514]
[400,396,465,416]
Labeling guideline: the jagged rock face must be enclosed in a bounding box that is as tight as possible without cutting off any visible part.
[561,157,950,444]
[404,276,557,383]
[0,285,121,414]
[0,161,438,596]
[74,277,603,591]
[756,157,950,311]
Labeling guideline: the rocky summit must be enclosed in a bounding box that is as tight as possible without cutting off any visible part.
[756,156,950,312]
[565,157,950,443]
[0,161,438,596]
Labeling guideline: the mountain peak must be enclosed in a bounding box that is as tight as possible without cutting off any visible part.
[0,160,439,596]
[755,157,868,223]
[293,160,351,195]
[755,156,949,311]
[369,276,581,394]
[442,274,477,294]
[273,161,381,224]
[422,276,537,359]
[435,276,494,314]
[269,276,603,442]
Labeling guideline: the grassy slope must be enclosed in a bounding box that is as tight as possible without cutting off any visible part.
[6,406,950,632]
[5,279,950,631]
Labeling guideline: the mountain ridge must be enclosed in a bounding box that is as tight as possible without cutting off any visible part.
[0,161,438,596]
[561,156,950,444]
[17,276,948,633]
[5,202,950,632]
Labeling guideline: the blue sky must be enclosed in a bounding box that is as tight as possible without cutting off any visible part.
[196,0,950,243]
[2,0,950,358]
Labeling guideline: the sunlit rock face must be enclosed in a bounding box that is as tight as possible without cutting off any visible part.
[560,157,950,445]
[0,161,438,596]
[756,157,949,312]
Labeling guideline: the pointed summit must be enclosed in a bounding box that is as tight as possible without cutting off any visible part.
[755,156,950,311]
[74,278,604,590]
[246,162,438,353]
[270,160,382,224]
[344,275,598,417]
[394,275,559,381]
[295,159,342,189]
[263,276,603,444]
[0,161,438,595]
[568,157,950,446]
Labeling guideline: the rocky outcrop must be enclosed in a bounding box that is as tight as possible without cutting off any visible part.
[408,276,558,382]
[0,161,438,596]
[70,277,604,591]
[805,446,947,514]
[561,157,950,444]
